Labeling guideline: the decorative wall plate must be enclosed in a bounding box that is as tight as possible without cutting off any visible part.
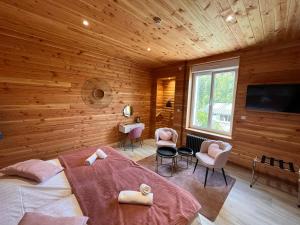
[81,78,113,108]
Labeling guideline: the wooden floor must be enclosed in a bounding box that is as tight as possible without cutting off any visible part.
[116,139,300,225]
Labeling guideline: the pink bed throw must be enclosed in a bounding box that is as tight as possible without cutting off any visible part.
[59,147,201,225]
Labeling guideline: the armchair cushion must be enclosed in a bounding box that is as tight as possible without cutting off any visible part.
[156,140,176,148]
[208,143,222,159]
[195,152,215,167]
[159,130,172,141]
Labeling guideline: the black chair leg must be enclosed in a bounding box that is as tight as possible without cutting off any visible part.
[193,159,198,173]
[204,167,209,187]
[222,168,228,186]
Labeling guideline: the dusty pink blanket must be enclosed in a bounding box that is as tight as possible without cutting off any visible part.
[59,147,201,225]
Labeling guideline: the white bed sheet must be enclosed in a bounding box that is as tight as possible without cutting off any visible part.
[0,159,82,225]
[0,159,202,225]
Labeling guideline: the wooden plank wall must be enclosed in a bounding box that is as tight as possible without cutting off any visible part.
[155,78,176,130]
[152,42,300,183]
[0,34,152,168]
[230,43,300,183]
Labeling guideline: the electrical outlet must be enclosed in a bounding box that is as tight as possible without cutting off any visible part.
[241,115,247,120]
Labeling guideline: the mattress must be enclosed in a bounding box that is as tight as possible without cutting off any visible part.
[0,159,202,225]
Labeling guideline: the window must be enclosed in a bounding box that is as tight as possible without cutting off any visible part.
[188,58,239,136]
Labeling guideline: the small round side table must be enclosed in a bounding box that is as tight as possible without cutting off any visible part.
[156,146,178,177]
[177,146,194,169]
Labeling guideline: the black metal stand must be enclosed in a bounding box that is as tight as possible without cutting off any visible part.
[250,155,300,207]
[156,154,177,177]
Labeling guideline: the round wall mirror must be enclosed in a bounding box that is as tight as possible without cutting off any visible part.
[123,105,133,117]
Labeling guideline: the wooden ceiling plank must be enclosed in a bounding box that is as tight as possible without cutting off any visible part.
[151,0,225,58]
[215,0,249,48]
[119,0,213,57]
[0,0,299,67]
[218,0,253,47]
[259,0,276,42]
[227,0,257,45]
[1,0,158,58]
[272,0,288,40]
[242,0,265,44]
[183,0,240,52]
[285,0,300,38]
[177,0,234,52]
[52,0,179,58]
[0,1,161,67]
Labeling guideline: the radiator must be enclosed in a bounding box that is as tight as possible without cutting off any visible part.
[186,134,207,156]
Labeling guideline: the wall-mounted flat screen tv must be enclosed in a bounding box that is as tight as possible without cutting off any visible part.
[246,84,300,113]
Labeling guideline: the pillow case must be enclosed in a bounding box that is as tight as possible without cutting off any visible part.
[0,159,63,183]
[208,143,222,159]
[159,130,172,141]
[18,212,88,225]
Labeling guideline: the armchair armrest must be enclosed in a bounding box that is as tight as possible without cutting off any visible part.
[155,129,160,143]
[171,129,178,144]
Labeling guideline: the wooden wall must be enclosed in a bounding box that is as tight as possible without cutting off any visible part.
[230,43,300,182]
[0,34,152,168]
[152,42,300,182]
[155,78,176,129]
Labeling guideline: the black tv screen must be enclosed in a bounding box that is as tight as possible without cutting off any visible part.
[246,84,300,113]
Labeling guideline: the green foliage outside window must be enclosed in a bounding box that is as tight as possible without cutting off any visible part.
[194,71,235,133]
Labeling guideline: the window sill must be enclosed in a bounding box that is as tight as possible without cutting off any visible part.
[185,127,232,140]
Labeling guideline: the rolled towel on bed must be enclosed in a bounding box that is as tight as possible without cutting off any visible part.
[85,153,97,166]
[96,149,107,159]
[139,183,151,195]
[118,190,153,206]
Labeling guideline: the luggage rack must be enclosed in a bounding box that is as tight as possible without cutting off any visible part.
[250,155,300,207]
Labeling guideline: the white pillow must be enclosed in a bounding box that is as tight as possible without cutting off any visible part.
[0,159,63,183]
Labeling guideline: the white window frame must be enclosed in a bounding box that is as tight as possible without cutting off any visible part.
[188,58,239,137]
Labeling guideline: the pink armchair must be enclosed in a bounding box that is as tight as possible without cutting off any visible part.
[193,140,232,187]
[155,128,178,148]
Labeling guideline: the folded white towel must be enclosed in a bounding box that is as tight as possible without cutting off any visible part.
[118,190,153,206]
[96,149,107,159]
[85,153,97,166]
[139,183,151,196]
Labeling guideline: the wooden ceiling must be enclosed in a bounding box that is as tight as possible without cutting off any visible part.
[0,0,299,68]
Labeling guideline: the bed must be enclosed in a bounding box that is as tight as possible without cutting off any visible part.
[0,147,202,225]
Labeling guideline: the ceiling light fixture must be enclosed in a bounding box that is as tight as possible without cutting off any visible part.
[147,47,151,51]
[82,19,89,26]
[225,14,235,23]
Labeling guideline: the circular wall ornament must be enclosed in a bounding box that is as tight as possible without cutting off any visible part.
[81,78,113,108]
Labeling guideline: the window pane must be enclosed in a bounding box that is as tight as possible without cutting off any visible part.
[211,71,235,133]
[192,74,211,128]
